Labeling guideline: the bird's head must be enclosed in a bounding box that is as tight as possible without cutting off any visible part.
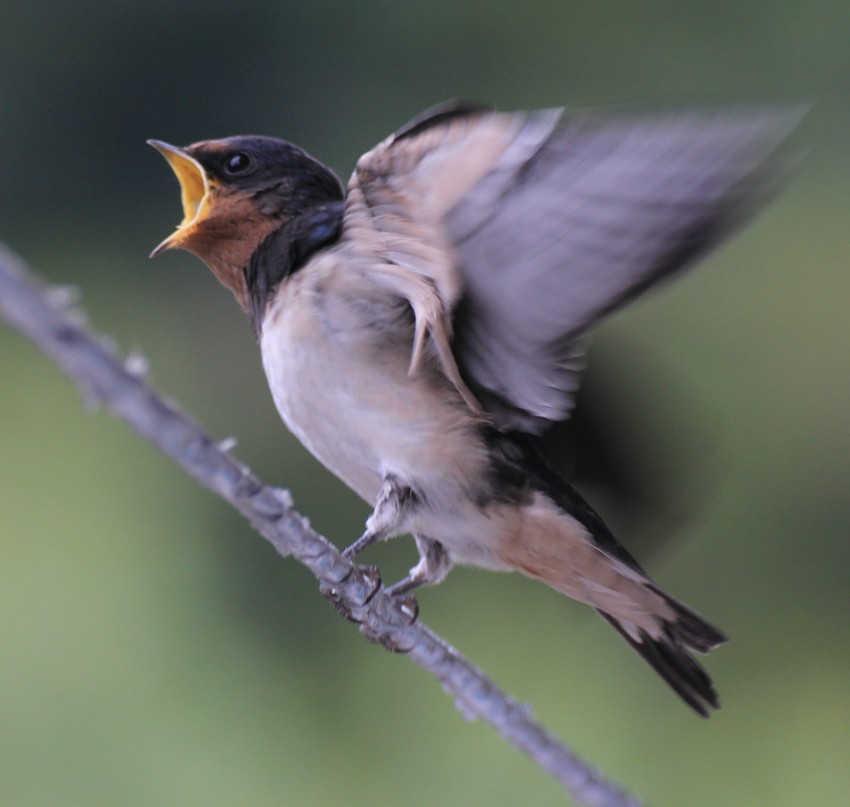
[148,135,343,311]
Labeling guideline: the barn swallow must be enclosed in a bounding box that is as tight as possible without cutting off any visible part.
[149,101,797,716]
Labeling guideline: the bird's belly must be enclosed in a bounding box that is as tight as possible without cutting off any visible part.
[259,284,489,517]
[261,331,384,502]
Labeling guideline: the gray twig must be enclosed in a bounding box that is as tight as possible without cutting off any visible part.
[0,244,642,807]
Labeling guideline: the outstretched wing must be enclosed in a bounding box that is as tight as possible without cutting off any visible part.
[347,101,798,433]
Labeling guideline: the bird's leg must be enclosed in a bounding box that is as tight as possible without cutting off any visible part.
[385,535,453,596]
[342,473,417,560]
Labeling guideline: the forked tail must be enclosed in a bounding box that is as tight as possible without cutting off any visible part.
[598,590,727,718]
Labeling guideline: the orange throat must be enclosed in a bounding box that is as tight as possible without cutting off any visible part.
[174,194,284,313]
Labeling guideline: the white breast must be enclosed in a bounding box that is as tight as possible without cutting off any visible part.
[259,251,491,519]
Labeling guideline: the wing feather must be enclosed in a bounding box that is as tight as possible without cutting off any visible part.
[346,102,800,432]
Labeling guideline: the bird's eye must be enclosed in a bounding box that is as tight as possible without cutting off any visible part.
[223,151,252,175]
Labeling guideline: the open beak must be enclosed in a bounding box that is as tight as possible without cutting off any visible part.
[147,140,213,257]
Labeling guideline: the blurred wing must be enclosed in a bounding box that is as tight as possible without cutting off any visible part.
[346,101,798,433]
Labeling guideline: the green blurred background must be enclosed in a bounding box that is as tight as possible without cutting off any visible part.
[1,2,847,805]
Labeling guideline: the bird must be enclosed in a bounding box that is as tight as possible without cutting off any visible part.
[149,101,798,717]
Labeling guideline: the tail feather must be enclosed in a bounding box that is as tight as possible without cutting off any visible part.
[483,430,728,716]
[598,594,727,718]
[652,585,727,653]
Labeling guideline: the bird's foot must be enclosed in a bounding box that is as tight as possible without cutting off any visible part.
[319,563,382,623]
[342,473,417,560]
[341,530,378,560]
[385,575,423,598]
[381,590,420,625]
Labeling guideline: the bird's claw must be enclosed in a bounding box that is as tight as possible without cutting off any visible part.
[384,591,419,624]
[359,586,420,652]
[319,563,382,623]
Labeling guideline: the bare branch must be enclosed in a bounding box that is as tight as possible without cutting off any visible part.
[0,244,642,807]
